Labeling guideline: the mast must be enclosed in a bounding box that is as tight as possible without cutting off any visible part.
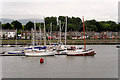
[31,28,32,46]
[34,20,38,46]
[44,17,46,46]
[65,16,67,47]
[59,20,61,44]
[39,24,42,46]
[83,16,86,51]
[50,22,52,46]
[15,29,17,47]
[32,28,35,46]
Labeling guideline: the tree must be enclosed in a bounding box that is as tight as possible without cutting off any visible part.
[1,16,118,32]
[106,21,117,31]
[91,25,97,31]
[70,17,81,31]
[84,20,98,31]
[24,21,34,30]
[85,20,105,32]
[58,16,66,22]
[116,24,120,31]
[2,23,12,29]
[58,16,82,31]
[11,20,22,30]
[99,21,117,31]
[45,17,57,31]
[2,34,5,39]
[17,29,21,34]
[68,24,77,31]
[52,25,59,31]
[45,17,57,25]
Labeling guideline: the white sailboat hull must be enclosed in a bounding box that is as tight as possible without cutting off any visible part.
[8,51,24,54]
[25,51,56,57]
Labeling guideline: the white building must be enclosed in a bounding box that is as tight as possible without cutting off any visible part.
[2,29,17,39]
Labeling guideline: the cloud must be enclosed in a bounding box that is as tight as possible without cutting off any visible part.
[0,1,118,22]
[0,0,119,2]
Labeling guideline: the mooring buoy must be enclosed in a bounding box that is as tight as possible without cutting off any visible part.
[40,58,44,63]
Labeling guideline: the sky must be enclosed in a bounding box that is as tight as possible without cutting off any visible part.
[0,0,119,22]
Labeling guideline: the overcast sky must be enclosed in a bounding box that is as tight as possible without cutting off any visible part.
[0,0,119,22]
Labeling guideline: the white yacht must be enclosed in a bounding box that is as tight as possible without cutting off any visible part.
[25,49,56,57]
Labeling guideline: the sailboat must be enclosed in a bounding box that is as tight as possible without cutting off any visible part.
[8,29,24,55]
[24,18,56,57]
[23,25,46,53]
[67,16,96,56]
[25,49,55,57]
[55,17,82,55]
[0,26,5,54]
[55,17,68,55]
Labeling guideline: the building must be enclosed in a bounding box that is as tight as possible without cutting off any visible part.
[2,29,17,39]
[21,30,31,39]
[70,31,89,39]
[21,30,44,40]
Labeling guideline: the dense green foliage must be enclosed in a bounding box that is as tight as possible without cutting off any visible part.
[2,16,120,32]
[11,20,22,30]
[24,21,34,30]
[2,23,12,29]
[85,20,120,32]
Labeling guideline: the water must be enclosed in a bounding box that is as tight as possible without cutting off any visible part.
[1,45,118,78]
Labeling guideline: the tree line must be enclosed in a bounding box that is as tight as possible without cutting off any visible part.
[2,16,120,32]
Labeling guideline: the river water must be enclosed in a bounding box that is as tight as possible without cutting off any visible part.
[0,45,118,78]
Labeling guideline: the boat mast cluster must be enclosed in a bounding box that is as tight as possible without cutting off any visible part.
[1,16,96,57]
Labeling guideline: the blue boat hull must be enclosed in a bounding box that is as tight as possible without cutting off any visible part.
[8,52,24,54]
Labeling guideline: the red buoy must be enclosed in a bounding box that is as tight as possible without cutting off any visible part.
[40,58,44,63]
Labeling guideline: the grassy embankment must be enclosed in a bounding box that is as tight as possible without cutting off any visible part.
[1,39,120,45]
